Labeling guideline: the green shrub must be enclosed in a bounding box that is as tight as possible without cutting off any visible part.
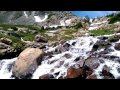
[74,22,83,29]
[89,29,114,36]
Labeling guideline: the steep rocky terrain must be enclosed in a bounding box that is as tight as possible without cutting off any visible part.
[0,11,120,79]
[0,11,80,28]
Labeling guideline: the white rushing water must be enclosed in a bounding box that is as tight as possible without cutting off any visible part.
[32,36,98,79]
[0,58,17,79]
[1,35,120,79]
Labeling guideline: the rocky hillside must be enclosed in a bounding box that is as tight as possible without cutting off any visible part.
[0,11,81,28]
[0,11,120,79]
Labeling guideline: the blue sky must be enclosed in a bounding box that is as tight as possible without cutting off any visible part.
[72,11,117,18]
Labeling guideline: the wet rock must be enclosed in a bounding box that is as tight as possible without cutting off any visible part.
[101,65,115,79]
[35,34,47,43]
[101,55,120,60]
[64,53,72,59]
[98,36,108,40]
[7,62,15,72]
[86,74,97,79]
[92,40,111,51]
[102,65,110,73]
[117,68,120,73]
[98,47,114,55]
[74,57,80,62]
[54,72,60,76]
[79,59,85,67]
[72,42,76,46]
[0,38,12,45]
[99,59,105,63]
[83,65,93,77]
[59,61,64,66]
[114,43,120,50]
[67,66,84,78]
[12,48,43,79]
[39,74,54,79]
[53,43,71,54]
[49,59,57,64]
[108,36,119,42]
[84,57,100,69]
[62,43,71,51]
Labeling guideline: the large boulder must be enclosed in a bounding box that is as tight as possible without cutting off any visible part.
[67,66,84,78]
[12,48,44,79]
[84,57,100,70]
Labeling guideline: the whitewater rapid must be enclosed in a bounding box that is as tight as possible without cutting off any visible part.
[1,35,120,79]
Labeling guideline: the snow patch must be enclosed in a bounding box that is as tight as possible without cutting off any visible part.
[23,11,28,18]
[34,14,48,22]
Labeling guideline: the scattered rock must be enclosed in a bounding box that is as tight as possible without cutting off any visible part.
[99,59,105,63]
[92,40,111,51]
[72,42,76,46]
[25,42,46,49]
[62,43,71,51]
[59,61,64,66]
[79,59,85,67]
[101,65,115,79]
[101,55,120,61]
[74,57,80,62]
[0,42,9,49]
[7,62,15,72]
[0,43,17,59]
[108,36,119,42]
[49,59,57,64]
[53,43,71,54]
[0,38,12,45]
[98,36,108,40]
[35,34,47,43]
[64,53,72,59]
[12,48,43,79]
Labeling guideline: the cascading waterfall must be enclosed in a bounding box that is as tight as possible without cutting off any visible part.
[1,35,120,79]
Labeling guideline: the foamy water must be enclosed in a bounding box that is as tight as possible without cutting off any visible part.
[0,35,120,79]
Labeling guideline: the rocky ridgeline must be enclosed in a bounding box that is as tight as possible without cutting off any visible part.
[0,11,81,28]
